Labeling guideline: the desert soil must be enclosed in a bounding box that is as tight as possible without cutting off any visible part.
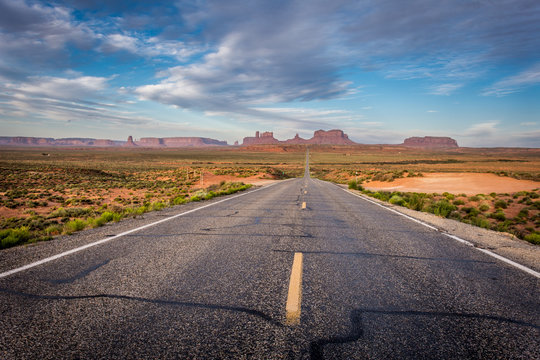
[365,173,539,195]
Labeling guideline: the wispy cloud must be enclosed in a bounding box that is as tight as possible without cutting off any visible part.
[463,122,498,137]
[430,83,463,96]
[483,63,540,96]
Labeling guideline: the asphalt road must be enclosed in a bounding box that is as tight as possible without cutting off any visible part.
[1,152,539,359]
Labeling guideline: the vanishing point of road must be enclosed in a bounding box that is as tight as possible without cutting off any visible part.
[1,151,538,359]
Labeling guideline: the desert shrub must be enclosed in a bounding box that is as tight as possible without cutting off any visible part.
[517,208,529,218]
[532,201,540,210]
[468,216,491,229]
[529,192,539,199]
[494,200,507,209]
[489,210,506,221]
[490,192,497,198]
[348,180,359,190]
[524,233,540,245]
[372,191,391,201]
[389,195,406,206]
[453,199,465,206]
[427,200,456,218]
[172,196,187,205]
[462,206,480,217]
[469,195,480,202]
[64,219,87,234]
[443,192,455,200]
[0,227,31,249]
[406,193,427,211]
[479,203,490,212]
[45,224,63,236]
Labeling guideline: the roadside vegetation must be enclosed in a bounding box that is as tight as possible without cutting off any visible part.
[0,148,305,249]
[350,185,540,245]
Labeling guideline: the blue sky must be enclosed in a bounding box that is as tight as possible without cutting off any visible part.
[0,0,539,147]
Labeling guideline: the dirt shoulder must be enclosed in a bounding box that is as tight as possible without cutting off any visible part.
[344,186,540,274]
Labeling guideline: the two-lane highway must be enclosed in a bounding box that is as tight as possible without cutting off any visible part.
[1,151,538,359]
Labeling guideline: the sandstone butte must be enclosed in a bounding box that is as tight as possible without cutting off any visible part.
[242,129,357,145]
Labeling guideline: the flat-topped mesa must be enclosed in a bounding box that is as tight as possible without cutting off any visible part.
[136,137,227,147]
[307,129,356,145]
[403,136,459,148]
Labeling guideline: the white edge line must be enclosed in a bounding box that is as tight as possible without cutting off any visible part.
[338,184,540,279]
[0,180,292,279]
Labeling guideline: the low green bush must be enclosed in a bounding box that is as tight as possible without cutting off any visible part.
[406,193,426,211]
[494,200,508,209]
[389,195,406,206]
[0,227,32,249]
[64,219,87,234]
[427,200,456,218]
[524,233,540,245]
[479,203,490,212]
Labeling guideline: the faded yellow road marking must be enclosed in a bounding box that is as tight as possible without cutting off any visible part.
[301,202,306,209]
[286,252,303,325]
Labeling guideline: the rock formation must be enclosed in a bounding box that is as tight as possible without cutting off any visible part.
[123,136,137,147]
[242,131,279,145]
[304,129,355,145]
[242,129,356,145]
[402,136,459,148]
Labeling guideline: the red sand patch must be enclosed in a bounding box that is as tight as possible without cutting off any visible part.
[365,173,539,195]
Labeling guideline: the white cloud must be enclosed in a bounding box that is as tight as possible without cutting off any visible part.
[520,122,537,126]
[483,63,540,96]
[462,122,498,137]
[427,110,438,113]
[430,83,463,96]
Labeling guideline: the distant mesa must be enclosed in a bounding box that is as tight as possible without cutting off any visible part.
[242,129,356,145]
[402,136,459,148]
[136,137,227,147]
[0,136,227,148]
[0,133,461,149]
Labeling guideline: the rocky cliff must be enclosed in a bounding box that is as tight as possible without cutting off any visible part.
[402,136,459,148]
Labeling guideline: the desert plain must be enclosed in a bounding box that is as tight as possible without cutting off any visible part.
[1,144,539,248]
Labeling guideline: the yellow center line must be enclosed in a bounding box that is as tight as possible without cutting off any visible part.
[285,252,304,325]
[301,202,306,209]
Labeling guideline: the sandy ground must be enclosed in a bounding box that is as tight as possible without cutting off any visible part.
[365,173,539,195]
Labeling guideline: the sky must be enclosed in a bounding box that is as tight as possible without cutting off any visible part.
[0,0,539,147]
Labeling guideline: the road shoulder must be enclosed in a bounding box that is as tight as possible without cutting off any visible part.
[341,185,540,273]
